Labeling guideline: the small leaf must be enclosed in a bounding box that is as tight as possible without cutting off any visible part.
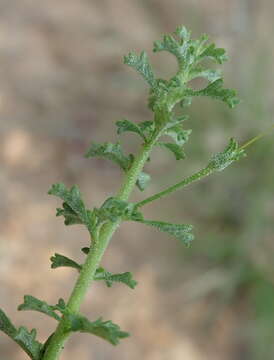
[50,253,82,271]
[175,25,191,41]
[208,138,246,171]
[0,308,17,338]
[186,79,240,108]
[165,124,192,146]
[116,119,145,140]
[14,327,42,360]
[85,142,131,171]
[153,34,181,60]
[0,309,42,360]
[139,121,155,137]
[81,247,90,254]
[136,172,151,191]
[18,295,62,321]
[48,184,92,232]
[94,267,137,289]
[199,42,228,64]
[96,197,142,223]
[157,142,185,160]
[189,66,222,83]
[56,202,84,226]
[138,220,194,246]
[67,315,129,345]
[124,51,156,88]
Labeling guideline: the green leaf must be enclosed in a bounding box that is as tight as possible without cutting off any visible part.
[56,202,84,226]
[18,295,65,321]
[153,34,182,61]
[116,119,145,140]
[165,124,192,146]
[175,25,191,41]
[138,220,194,246]
[96,197,143,223]
[186,79,240,108]
[157,142,185,160]
[94,267,137,289]
[48,183,93,232]
[136,171,151,191]
[0,308,42,360]
[14,327,42,360]
[124,51,156,88]
[85,142,131,171]
[199,42,228,64]
[208,138,246,171]
[146,26,240,115]
[139,120,155,136]
[0,308,17,338]
[67,315,129,345]
[81,247,90,254]
[50,253,82,271]
[188,66,222,83]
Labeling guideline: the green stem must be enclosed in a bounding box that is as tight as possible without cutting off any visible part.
[42,139,157,360]
[136,127,274,210]
[136,166,213,208]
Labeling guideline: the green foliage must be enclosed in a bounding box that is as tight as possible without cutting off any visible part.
[48,183,94,233]
[18,296,65,321]
[95,197,142,223]
[85,142,151,191]
[116,119,155,143]
[1,26,253,360]
[116,119,147,140]
[94,267,137,289]
[125,25,240,128]
[156,142,186,160]
[124,51,156,88]
[85,142,131,171]
[136,171,151,191]
[50,253,82,271]
[67,315,129,345]
[207,138,246,172]
[0,309,42,360]
[138,220,194,246]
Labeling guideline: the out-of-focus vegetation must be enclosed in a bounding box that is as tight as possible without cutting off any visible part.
[0,1,273,359]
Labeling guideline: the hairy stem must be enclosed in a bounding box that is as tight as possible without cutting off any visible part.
[136,166,213,208]
[42,138,158,360]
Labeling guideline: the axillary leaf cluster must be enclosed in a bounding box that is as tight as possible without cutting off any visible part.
[0,26,247,360]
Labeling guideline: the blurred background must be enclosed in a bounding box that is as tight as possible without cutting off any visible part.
[0,1,274,359]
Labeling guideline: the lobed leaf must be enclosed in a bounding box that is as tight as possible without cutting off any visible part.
[14,327,42,360]
[188,66,222,83]
[48,183,93,232]
[208,138,246,172]
[67,315,129,345]
[50,253,82,271]
[94,267,137,289]
[116,119,155,144]
[56,202,85,226]
[124,51,156,88]
[156,142,185,160]
[96,197,143,223]
[136,171,151,191]
[0,308,42,360]
[164,125,192,146]
[18,295,65,321]
[138,219,194,246]
[185,79,240,108]
[85,142,131,171]
[0,308,17,338]
[116,119,146,140]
